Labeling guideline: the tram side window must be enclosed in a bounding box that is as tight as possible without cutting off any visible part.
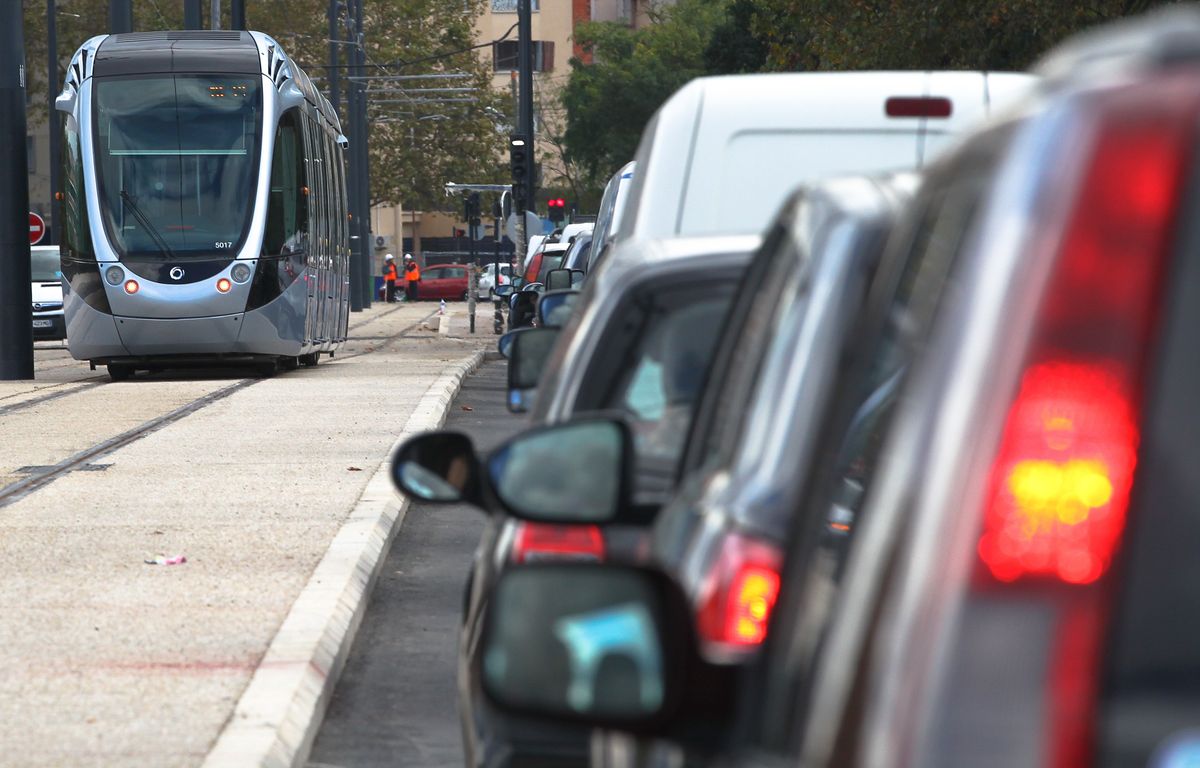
[264,110,307,256]
[61,117,93,258]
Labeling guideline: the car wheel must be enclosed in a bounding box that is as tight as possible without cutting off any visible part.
[107,363,133,382]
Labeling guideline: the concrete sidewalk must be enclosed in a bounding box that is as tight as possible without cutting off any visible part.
[0,301,491,767]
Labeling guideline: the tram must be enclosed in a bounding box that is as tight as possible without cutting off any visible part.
[55,30,351,380]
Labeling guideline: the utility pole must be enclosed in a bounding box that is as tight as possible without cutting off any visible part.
[345,0,364,311]
[109,0,132,33]
[353,0,371,308]
[47,0,60,246]
[0,1,34,379]
[328,0,340,117]
[210,0,220,31]
[231,0,245,30]
[514,0,535,273]
[184,0,203,29]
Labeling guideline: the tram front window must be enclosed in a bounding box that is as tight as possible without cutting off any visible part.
[93,75,262,259]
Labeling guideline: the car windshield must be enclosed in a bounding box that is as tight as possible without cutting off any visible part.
[30,248,61,282]
[537,254,566,284]
[93,74,262,260]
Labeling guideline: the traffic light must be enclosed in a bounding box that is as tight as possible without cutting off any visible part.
[508,135,528,189]
[547,197,566,223]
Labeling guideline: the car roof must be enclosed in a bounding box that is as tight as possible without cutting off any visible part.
[619,70,1036,243]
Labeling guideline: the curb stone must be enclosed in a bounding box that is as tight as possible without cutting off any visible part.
[201,349,486,768]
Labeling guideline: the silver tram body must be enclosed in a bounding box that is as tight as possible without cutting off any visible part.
[55,31,350,377]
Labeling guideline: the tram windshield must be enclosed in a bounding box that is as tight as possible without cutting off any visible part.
[93,75,262,259]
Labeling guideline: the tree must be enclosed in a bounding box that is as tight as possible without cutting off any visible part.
[562,0,726,190]
[750,0,1180,72]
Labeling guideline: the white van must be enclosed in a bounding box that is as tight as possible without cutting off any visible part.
[612,71,1035,246]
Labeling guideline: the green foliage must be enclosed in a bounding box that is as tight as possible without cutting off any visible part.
[750,0,1181,72]
[22,0,506,213]
[562,0,727,188]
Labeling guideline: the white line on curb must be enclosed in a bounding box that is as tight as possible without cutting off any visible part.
[201,349,485,768]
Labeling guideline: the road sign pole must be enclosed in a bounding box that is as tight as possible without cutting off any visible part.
[0,3,34,380]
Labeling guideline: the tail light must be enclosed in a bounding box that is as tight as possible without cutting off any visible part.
[510,522,604,564]
[696,533,783,653]
[964,79,1199,767]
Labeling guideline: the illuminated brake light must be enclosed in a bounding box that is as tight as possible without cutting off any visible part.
[123,279,139,294]
[975,86,1196,587]
[979,363,1137,584]
[885,96,952,118]
[510,522,604,563]
[697,533,783,651]
[216,278,232,294]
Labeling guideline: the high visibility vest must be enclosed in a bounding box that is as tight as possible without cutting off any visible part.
[384,263,398,282]
[406,263,421,281]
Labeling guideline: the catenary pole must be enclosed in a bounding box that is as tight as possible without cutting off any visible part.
[184,0,203,29]
[0,2,34,379]
[47,0,60,246]
[109,0,132,33]
[354,0,371,307]
[346,0,364,311]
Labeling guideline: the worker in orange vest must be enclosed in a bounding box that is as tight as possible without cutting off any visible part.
[404,254,421,301]
[383,254,399,302]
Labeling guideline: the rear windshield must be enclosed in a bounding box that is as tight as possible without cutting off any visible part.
[680,131,929,236]
[30,248,62,282]
[537,255,565,284]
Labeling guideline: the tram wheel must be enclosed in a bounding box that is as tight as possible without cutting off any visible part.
[107,364,133,382]
[299,353,320,367]
[280,356,300,372]
[255,360,279,378]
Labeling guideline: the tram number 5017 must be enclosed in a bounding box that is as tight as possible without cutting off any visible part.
[215,242,234,249]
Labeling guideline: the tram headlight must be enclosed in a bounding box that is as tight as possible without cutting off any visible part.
[231,262,252,284]
[105,266,124,286]
[216,278,232,294]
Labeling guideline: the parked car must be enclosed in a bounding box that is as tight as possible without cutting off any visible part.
[397,234,758,768]
[30,245,65,341]
[443,9,1200,768]
[604,71,1033,274]
[477,262,512,300]
[518,241,570,289]
[587,161,636,273]
[562,233,593,273]
[417,263,471,301]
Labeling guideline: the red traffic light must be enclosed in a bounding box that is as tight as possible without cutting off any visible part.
[556,198,565,207]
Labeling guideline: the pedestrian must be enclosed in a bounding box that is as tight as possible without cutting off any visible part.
[404,253,421,301]
[383,253,399,302]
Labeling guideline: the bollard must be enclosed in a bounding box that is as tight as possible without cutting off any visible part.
[493,294,504,335]
[439,299,446,316]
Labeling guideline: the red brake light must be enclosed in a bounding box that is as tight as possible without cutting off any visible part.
[510,522,605,563]
[978,86,1196,587]
[885,96,952,118]
[696,533,783,652]
[966,78,1199,768]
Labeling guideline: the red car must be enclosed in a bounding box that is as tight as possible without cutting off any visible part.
[412,263,471,301]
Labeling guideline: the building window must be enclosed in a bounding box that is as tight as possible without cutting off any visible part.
[491,0,539,11]
[493,40,555,72]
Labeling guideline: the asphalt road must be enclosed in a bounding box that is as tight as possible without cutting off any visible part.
[308,360,524,768]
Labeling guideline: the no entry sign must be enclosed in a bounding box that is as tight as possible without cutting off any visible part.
[28,212,45,245]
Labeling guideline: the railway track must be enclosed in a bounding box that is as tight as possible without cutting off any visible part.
[0,305,441,509]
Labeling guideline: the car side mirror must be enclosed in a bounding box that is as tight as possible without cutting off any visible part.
[509,290,539,330]
[498,331,516,359]
[390,431,482,506]
[537,290,580,329]
[506,326,560,413]
[481,563,735,739]
[486,418,630,523]
[545,268,584,292]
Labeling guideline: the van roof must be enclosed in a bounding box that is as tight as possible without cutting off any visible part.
[618,70,1036,243]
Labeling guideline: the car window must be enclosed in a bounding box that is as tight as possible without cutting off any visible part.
[752,166,994,753]
[31,249,62,282]
[683,218,804,476]
[445,267,467,279]
[576,278,737,474]
[424,268,445,280]
[537,255,565,284]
